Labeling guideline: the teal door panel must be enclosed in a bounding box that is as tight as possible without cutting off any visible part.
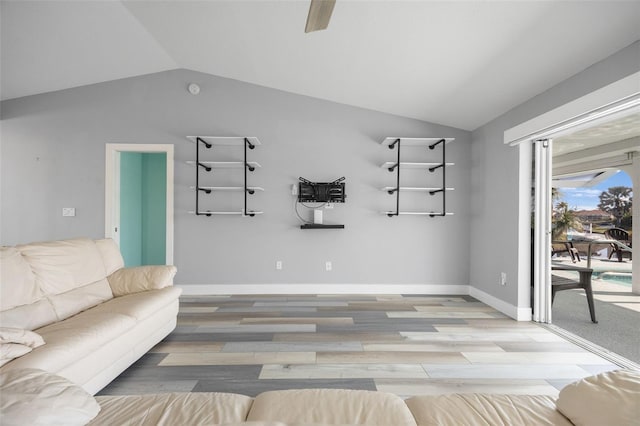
[119,152,166,267]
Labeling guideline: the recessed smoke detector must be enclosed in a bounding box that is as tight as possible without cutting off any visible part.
[188,83,200,95]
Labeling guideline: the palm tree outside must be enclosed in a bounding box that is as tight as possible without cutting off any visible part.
[552,201,583,240]
[598,186,632,229]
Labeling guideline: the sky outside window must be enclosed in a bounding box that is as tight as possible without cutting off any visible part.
[561,171,632,211]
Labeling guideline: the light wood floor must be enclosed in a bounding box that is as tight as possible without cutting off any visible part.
[98,294,619,398]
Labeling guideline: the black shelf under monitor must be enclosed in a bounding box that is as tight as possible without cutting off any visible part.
[300,224,345,229]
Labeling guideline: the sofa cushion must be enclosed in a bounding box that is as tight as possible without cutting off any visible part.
[1,311,135,374]
[0,343,33,367]
[46,278,113,321]
[0,298,58,331]
[247,389,417,425]
[0,328,45,366]
[90,286,182,321]
[108,265,177,297]
[0,246,41,311]
[221,423,358,426]
[556,369,640,426]
[95,239,125,276]
[221,423,356,426]
[406,394,572,426]
[0,327,45,348]
[92,392,253,425]
[17,238,107,296]
[0,368,100,425]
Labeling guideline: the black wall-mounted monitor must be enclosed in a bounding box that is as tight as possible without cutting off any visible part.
[298,177,346,203]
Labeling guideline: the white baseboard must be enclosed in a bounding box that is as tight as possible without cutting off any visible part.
[177,283,470,296]
[469,287,532,321]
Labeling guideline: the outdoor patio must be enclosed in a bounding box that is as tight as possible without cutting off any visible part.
[550,255,639,366]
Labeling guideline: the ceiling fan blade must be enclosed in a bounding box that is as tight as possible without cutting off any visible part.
[305,0,336,33]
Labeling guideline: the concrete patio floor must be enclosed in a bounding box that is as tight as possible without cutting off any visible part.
[551,255,639,365]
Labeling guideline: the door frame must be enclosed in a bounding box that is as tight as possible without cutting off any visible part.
[532,138,553,323]
[105,143,174,265]
[505,71,640,321]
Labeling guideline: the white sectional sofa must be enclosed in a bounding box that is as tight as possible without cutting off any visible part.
[0,238,181,394]
[89,369,638,425]
[0,368,638,425]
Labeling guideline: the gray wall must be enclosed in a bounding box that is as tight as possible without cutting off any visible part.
[1,69,471,288]
[470,40,640,308]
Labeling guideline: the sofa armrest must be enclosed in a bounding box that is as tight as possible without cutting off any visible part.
[107,265,177,297]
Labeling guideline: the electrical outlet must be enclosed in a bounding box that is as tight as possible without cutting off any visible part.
[276,261,282,270]
[62,208,76,217]
[325,261,332,271]
[500,272,507,286]
[291,184,298,196]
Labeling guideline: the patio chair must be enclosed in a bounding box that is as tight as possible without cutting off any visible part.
[552,241,581,263]
[604,228,632,262]
[551,264,597,323]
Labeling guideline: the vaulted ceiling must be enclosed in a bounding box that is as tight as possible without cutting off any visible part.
[1,1,639,130]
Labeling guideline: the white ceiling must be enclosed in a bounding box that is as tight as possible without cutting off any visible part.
[2,1,639,130]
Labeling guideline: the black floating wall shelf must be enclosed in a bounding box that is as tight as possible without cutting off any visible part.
[380,137,455,217]
[300,224,345,229]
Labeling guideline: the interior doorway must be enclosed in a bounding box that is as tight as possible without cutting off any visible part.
[105,144,174,265]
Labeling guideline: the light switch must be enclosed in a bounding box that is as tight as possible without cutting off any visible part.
[62,208,76,217]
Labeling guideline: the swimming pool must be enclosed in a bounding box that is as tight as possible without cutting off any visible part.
[592,271,632,286]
